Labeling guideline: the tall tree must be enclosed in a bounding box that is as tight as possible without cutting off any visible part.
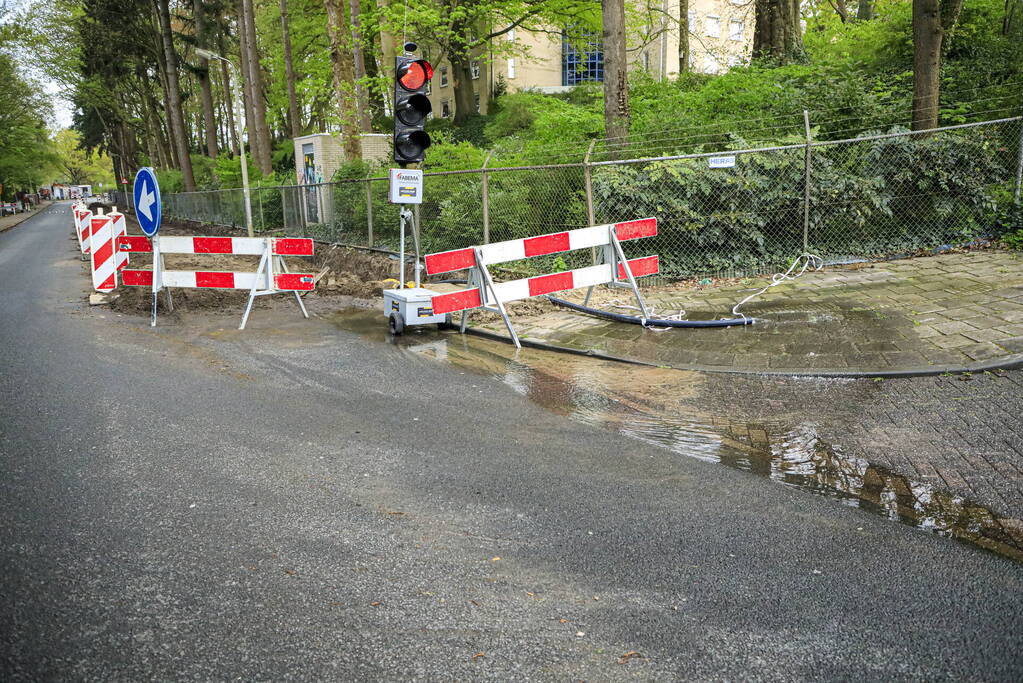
[324,0,362,160]
[153,0,196,190]
[678,0,690,73]
[194,0,219,158]
[279,0,303,139]
[752,0,804,63]
[857,0,873,21]
[602,0,629,149]
[911,0,963,131]
[349,0,372,132]
[240,0,274,173]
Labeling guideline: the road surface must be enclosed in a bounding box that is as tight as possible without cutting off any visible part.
[2,205,1022,680]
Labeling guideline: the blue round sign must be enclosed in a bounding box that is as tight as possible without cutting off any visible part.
[133,168,162,237]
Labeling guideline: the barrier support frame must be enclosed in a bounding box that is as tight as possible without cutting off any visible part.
[581,226,650,318]
[238,243,309,330]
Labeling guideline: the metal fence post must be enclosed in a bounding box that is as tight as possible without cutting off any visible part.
[1015,118,1023,208]
[802,110,812,253]
[365,179,373,247]
[584,140,597,264]
[481,150,493,244]
[258,188,265,232]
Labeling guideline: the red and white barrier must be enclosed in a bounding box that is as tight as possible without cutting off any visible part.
[73,205,92,255]
[88,213,117,292]
[424,218,658,347]
[116,234,316,328]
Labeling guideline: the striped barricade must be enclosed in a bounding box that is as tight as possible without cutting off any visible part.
[116,235,316,329]
[424,218,658,347]
[73,205,92,256]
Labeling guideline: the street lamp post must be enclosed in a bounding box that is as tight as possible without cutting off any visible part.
[196,48,253,238]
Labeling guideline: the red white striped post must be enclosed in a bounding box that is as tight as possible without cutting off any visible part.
[89,212,117,293]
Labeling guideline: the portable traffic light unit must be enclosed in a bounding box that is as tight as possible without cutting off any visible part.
[393,46,433,166]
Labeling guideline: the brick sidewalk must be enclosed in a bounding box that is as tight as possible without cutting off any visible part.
[469,251,1023,374]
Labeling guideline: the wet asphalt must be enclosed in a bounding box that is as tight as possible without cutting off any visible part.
[2,205,1022,681]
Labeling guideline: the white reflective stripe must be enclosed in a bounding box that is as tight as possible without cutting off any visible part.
[160,271,262,289]
[110,213,129,270]
[567,225,610,251]
[156,236,266,255]
[478,239,526,265]
[489,278,531,304]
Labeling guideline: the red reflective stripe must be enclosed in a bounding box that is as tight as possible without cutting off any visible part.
[97,274,115,292]
[116,235,152,252]
[432,288,482,314]
[425,248,476,274]
[523,232,569,258]
[122,270,153,286]
[272,238,314,256]
[193,237,234,254]
[93,239,114,266]
[275,273,316,291]
[617,255,659,279]
[528,271,574,297]
[195,271,235,288]
[614,218,657,241]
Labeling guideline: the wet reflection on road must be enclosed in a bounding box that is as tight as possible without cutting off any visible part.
[332,308,1023,563]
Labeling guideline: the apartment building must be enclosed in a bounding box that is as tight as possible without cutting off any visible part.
[424,0,754,119]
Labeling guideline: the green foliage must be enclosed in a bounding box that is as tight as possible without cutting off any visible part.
[155,168,184,194]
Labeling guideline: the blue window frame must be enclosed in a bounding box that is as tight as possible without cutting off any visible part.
[562,33,603,85]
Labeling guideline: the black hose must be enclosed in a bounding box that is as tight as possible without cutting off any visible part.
[546,295,754,328]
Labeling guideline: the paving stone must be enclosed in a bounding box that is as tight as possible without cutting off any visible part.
[931,334,975,349]
[960,342,1005,361]
[962,327,1013,343]
[933,320,979,335]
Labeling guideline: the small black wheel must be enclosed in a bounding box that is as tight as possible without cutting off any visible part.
[388,311,405,335]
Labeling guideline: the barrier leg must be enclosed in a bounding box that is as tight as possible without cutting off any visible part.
[474,251,520,349]
[610,231,650,319]
[240,249,270,330]
[459,310,468,334]
[583,285,595,307]
[278,256,308,319]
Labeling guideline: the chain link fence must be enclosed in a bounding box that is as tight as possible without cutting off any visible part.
[120,116,1023,284]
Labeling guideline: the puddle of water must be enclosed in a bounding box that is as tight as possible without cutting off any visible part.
[331,308,1023,563]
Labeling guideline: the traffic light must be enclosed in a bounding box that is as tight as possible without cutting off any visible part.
[394,47,433,165]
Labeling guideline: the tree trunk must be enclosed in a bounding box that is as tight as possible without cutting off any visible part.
[324,0,362,161]
[280,0,303,139]
[450,57,476,125]
[678,0,690,72]
[154,0,196,190]
[376,0,396,115]
[217,32,240,156]
[194,0,219,158]
[236,0,261,166]
[349,0,372,131]
[602,0,630,153]
[911,0,943,131]
[832,0,849,22]
[857,0,873,21]
[752,0,805,63]
[241,0,274,174]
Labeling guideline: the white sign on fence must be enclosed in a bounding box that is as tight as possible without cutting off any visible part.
[709,156,737,168]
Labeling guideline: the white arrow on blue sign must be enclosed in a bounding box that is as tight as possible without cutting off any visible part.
[133,168,162,237]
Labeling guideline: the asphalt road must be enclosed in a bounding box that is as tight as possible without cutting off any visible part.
[2,205,1022,681]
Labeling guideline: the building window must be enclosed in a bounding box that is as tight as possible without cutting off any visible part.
[474,94,480,112]
[643,50,650,71]
[470,60,480,79]
[507,57,516,79]
[561,32,603,85]
[705,16,720,38]
[441,100,451,118]
[424,81,431,96]
[730,19,744,41]
[688,11,696,32]
[439,66,449,87]
[703,53,719,74]
[727,54,742,67]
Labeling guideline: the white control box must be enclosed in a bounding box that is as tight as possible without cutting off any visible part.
[383,287,446,326]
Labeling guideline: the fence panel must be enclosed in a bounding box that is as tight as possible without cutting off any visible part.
[146,117,1022,283]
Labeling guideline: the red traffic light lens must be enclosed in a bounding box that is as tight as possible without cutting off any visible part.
[398,60,433,90]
